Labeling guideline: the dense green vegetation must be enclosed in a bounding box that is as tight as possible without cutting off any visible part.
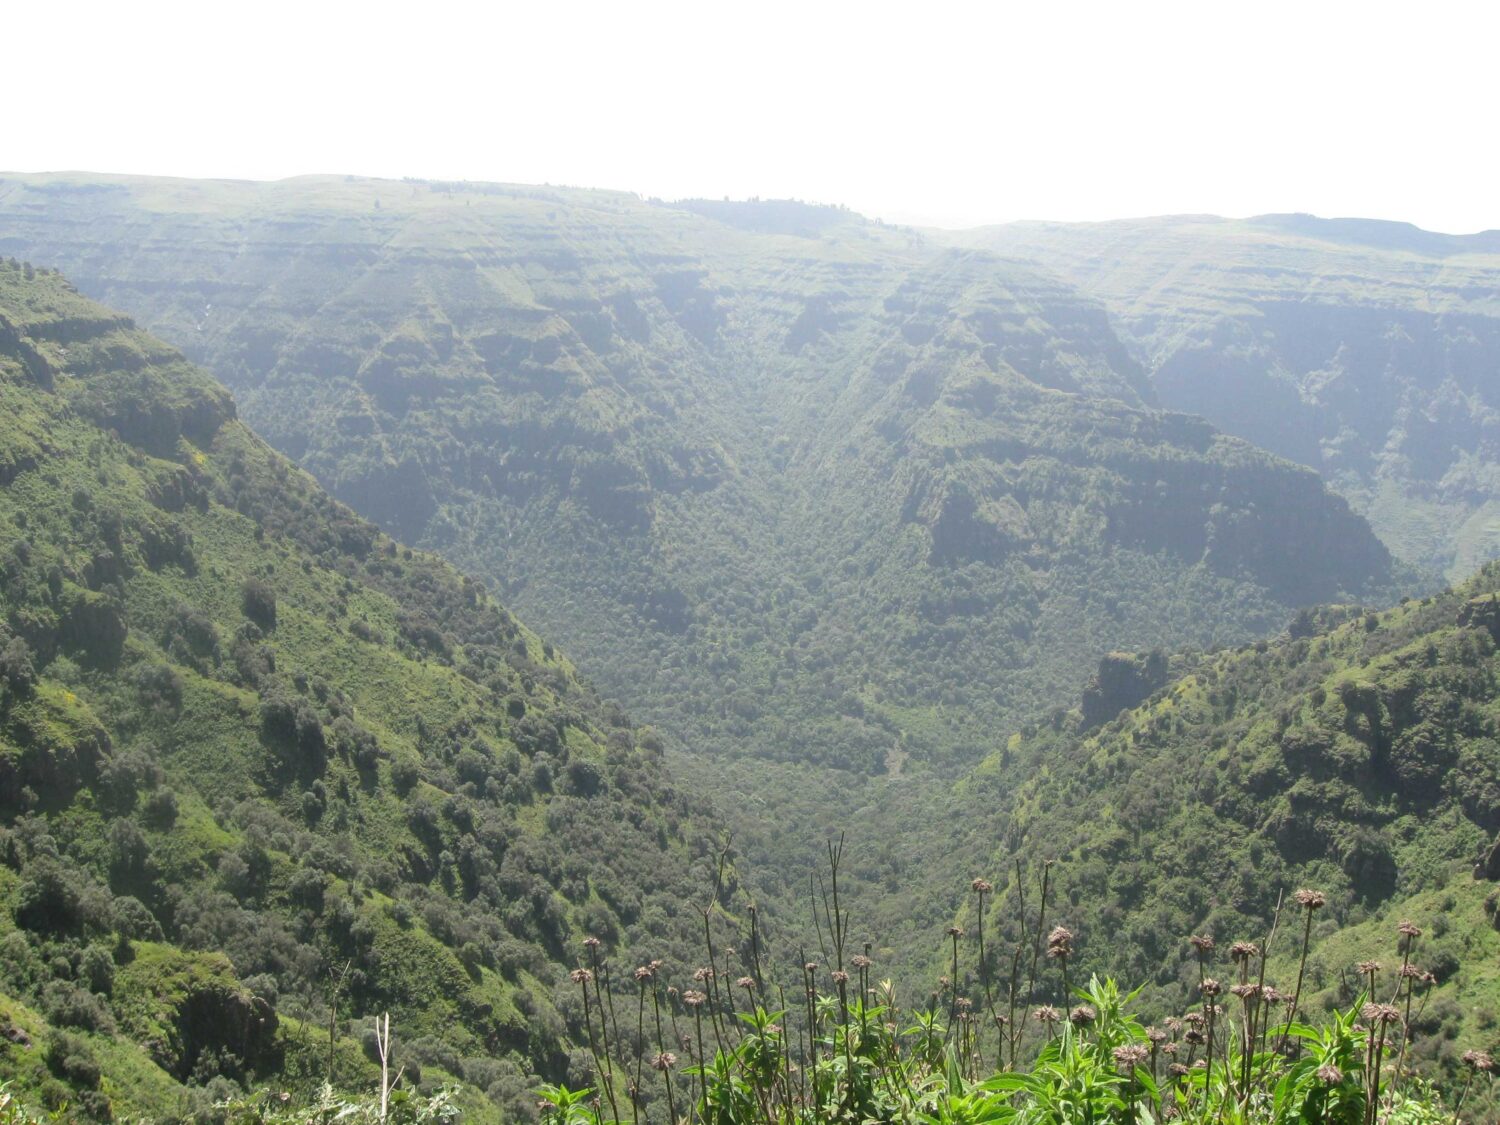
[3,183,1499,1120]
[0,263,736,1120]
[967,214,1500,580]
[951,561,1500,1105]
[0,176,1402,771]
[0,177,1410,964]
[6,830,1492,1123]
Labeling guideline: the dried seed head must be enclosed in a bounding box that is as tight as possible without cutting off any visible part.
[583,936,602,949]
[1046,926,1074,955]
[1114,1044,1149,1069]
[1229,941,1259,962]
[851,954,873,969]
[682,990,707,1008]
[570,968,594,985]
[946,925,965,938]
[1199,978,1222,998]
[803,962,818,974]
[1146,1026,1168,1044]
[634,965,655,982]
[1184,1029,1206,1045]
[652,1051,677,1072]
[1357,961,1382,977]
[1316,1063,1343,1084]
[1188,934,1216,954]
[693,967,715,982]
[1260,986,1283,1004]
[1293,889,1326,910]
[1162,1041,1179,1055]
[830,970,849,985]
[1463,1050,1496,1072]
[971,878,993,894]
[1399,963,1423,979]
[1183,1012,1205,1027]
[955,997,973,1011]
[1397,920,1422,939]
[736,976,756,991]
[1164,1017,1182,1032]
[1168,1063,1191,1077]
[1230,983,1258,999]
[1069,1004,1096,1027]
[1033,1005,1060,1023]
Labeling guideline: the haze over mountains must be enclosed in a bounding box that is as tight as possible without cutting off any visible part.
[0,176,1406,775]
[968,214,1500,579]
[2,171,1500,1120]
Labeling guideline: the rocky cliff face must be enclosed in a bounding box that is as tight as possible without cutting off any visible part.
[967,214,1500,580]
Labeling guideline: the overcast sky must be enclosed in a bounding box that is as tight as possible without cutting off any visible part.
[11,0,1498,232]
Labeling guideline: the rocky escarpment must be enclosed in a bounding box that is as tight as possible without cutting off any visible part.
[967,215,1500,580]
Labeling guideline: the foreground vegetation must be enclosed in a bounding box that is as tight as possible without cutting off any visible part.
[11,862,1486,1123]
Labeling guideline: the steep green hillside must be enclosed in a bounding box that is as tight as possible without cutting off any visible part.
[955,560,1500,1094]
[0,262,723,1121]
[967,215,1500,579]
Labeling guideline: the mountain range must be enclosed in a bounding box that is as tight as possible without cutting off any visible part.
[0,262,722,1120]
[1,174,1498,1119]
[967,213,1500,580]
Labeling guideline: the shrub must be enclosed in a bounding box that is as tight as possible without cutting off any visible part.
[78,943,115,996]
[14,860,85,936]
[45,1031,102,1089]
[241,578,277,629]
[142,786,179,827]
[0,636,37,698]
[39,981,114,1033]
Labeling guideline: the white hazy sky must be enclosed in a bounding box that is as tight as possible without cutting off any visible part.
[11,0,1500,232]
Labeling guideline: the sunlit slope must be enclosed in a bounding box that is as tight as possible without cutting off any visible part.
[959,558,1500,1087]
[0,262,720,1120]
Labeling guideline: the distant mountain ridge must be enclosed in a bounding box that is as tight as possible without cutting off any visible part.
[965,212,1500,580]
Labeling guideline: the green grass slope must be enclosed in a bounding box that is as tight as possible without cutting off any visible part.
[0,262,726,1121]
[965,214,1500,579]
[954,561,1500,1099]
